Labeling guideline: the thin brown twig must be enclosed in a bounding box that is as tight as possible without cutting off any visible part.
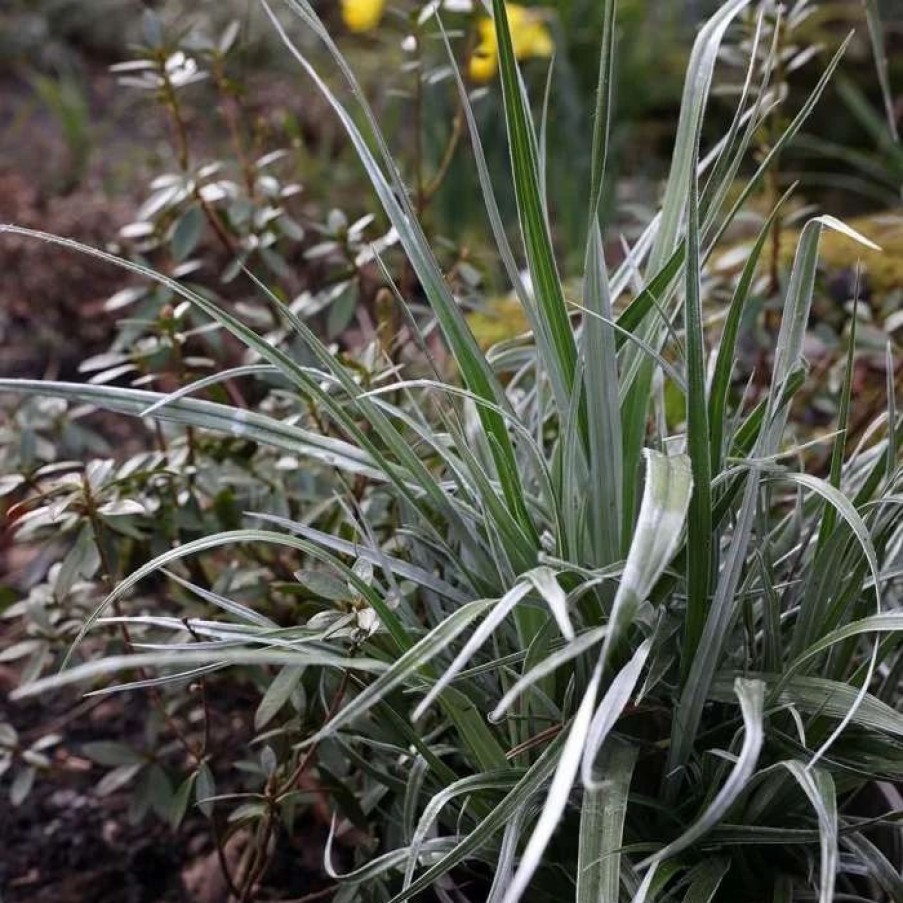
[212,54,257,199]
[505,723,562,760]
[237,793,277,903]
[236,671,351,902]
[155,55,253,407]
[212,816,245,902]
[423,106,465,205]
[284,670,352,802]
[182,617,212,756]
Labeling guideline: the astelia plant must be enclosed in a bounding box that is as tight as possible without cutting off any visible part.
[1,1,901,902]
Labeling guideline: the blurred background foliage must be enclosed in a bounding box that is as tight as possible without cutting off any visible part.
[4,1,901,227]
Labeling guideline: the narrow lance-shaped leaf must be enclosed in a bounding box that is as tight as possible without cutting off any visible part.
[622,0,750,534]
[387,733,567,903]
[629,862,662,903]
[679,859,731,903]
[766,216,879,442]
[61,529,412,664]
[524,567,574,640]
[139,363,276,417]
[885,341,898,484]
[786,612,903,674]
[642,679,765,867]
[251,513,472,604]
[487,807,528,903]
[817,276,859,545]
[780,763,837,903]
[491,0,578,418]
[413,580,542,722]
[766,472,884,768]
[490,625,609,722]
[577,741,637,903]
[863,0,899,142]
[243,268,505,572]
[707,36,853,254]
[324,832,458,888]
[615,245,686,347]
[699,6,771,231]
[12,648,386,700]
[599,450,692,674]
[265,0,538,559]
[501,666,603,903]
[669,214,881,781]
[581,639,652,788]
[164,569,277,628]
[304,596,504,748]
[0,378,382,479]
[843,831,903,902]
[583,220,623,566]
[708,671,903,737]
[586,0,617,222]
[682,118,713,672]
[402,770,522,891]
[647,0,751,276]
[436,19,531,324]
[708,186,795,473]
[668,460,761,793]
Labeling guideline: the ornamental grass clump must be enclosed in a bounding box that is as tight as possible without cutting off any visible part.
[2,1,902,901]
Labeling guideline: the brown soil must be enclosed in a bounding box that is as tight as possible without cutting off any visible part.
[0,167,131,379]
[0,674,334,903]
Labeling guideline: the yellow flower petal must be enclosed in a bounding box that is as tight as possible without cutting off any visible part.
[505,4,531,29]
[468,4,553,81]
[514,20,553,59]
[341,0,387,33]
[476,16,499,49]
[469,46,499,82]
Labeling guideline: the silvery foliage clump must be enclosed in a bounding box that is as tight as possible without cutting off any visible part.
[0,1,901,901]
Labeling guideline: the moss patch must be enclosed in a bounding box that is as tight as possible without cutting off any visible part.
[466,294,531,349]
[780,213,903,303]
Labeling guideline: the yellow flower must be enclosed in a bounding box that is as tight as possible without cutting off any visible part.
[468,4,554,83]
[341,0,387,33]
